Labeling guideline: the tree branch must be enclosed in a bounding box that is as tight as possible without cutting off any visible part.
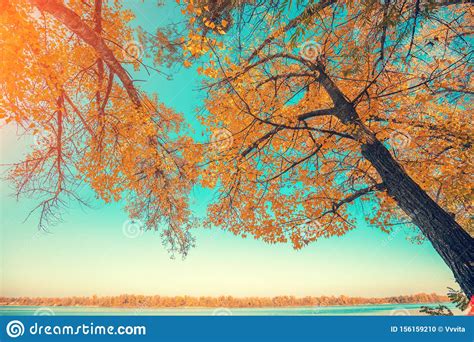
[29,0,141,106]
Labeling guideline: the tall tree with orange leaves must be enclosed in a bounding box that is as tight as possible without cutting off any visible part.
[170,0,473,296]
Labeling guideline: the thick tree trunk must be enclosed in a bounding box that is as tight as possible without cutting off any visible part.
[315,66,474,298]
[361,139,474,298]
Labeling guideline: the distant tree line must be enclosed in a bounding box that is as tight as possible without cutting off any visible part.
[0,293,449,308]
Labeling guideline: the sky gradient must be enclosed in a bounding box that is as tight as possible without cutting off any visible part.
[0,1,458,298]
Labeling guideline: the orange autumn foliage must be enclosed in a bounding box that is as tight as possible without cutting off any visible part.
[0,0,197,255]
[174,0,473,249]
[0,293,450,308]
[0,0,472,268]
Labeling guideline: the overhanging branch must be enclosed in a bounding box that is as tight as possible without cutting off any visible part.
[29,0,141,106]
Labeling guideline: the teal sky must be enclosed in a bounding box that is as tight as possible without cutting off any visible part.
[0,1,457,298]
